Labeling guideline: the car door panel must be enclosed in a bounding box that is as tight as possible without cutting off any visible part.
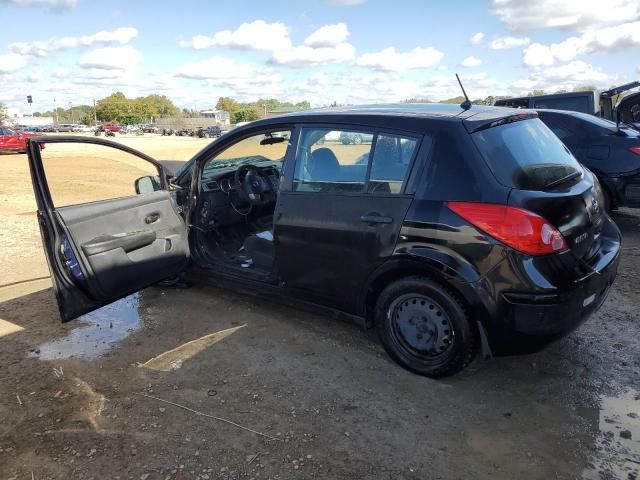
[58,191,188,299]
[26,136,189,322]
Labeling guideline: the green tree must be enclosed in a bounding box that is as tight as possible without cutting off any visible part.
[216,97,239,113]
[527,89,546,97]
[95,92,179,123]
[231,107,260,123]
[440,96,466,104]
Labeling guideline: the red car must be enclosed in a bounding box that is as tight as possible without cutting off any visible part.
[101,123,123,132]
[0,126,41,154]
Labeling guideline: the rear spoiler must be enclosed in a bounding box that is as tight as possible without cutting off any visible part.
[463,111,538,134]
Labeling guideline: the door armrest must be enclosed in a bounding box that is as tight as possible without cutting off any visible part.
[82,230,156,256]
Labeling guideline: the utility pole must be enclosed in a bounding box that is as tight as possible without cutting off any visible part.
[69,101,74,123]
[93,98,97,126]
[53,98,58,124]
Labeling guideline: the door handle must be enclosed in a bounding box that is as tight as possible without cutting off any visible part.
[360,214,393,224]
[145,213,160,224]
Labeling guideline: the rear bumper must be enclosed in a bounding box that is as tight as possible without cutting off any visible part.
[468,215,621,356]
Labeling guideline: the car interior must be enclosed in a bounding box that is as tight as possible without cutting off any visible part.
[193,127,414,279]
[193,129,291,279]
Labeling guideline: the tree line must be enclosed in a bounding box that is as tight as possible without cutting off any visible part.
[16,84,600,127]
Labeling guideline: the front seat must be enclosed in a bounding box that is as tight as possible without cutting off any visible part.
[308,148,340,181]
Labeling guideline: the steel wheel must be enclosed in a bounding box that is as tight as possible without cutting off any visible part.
[388,294,455,358]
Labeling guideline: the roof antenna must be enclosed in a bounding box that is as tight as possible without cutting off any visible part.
[456,73,472,110]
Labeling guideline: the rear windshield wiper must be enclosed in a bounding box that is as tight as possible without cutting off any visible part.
[543,170,582,189]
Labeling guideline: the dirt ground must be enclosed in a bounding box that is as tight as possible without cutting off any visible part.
[1,134,639,479]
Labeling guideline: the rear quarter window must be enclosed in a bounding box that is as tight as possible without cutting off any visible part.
[471,118,581,190]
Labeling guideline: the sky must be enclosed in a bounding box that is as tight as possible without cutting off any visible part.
[0,0,639,115]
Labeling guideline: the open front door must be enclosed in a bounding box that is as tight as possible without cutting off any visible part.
[27,136,189,322]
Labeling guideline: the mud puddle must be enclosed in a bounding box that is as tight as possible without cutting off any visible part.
[30,294,142,360]
[583,388,640,479]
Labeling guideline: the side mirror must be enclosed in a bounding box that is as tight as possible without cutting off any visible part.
[135,175,161,194]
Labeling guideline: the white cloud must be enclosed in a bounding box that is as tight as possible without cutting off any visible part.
[512,60,620,94]
[490,36,530,49]
[270,23,355,67]
[490,0,640,32]
[0,53,28,73]
[356,47,444,71]
[461,56,482,67]
[174,56,264,80]
[5,0,77,7]
[522,21,640,67]
[471,32,485,44]
[173,56,283,99]
[303,23,349,48]
[77,45,142,71]
[522,43,554,66]
[271,43,356,67]
[179,20,291,52]
[9,27,138,57]
[52,66,69,78]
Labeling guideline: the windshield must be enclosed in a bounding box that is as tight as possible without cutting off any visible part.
[201,130,291,180]
[472,118,581,190]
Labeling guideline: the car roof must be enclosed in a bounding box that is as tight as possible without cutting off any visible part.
[242,103,530,133]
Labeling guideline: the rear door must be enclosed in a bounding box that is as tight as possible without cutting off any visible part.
[27,136,189,322]
[276,126,421,313]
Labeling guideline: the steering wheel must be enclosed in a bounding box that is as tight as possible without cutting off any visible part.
[234,165,274,206]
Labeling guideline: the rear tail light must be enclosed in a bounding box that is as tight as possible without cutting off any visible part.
[630,146,640,156]
[447,202,568,255]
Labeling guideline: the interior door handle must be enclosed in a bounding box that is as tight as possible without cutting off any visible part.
[360,214,393,224]
[145,213,160,224]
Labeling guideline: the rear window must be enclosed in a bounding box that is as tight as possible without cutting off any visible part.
[471,118,581,190]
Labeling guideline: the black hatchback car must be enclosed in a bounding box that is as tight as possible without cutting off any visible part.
[536,109,640,210]
[26,104,621,377]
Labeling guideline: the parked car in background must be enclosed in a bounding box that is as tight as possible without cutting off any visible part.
[54,124,77,133]
[339,131,374,145]
[143,125,159,133]
[26,104,620,377]
[0,126,41,153]
[197,126,222,138]
[101,123,123,132]
[494,81,640,124]
[537,109,640,210]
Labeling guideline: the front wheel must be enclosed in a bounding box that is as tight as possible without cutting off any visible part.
[353,134,363,145]
[375,276,477,378]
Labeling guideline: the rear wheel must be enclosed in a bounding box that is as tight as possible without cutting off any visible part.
[375,276,477,378]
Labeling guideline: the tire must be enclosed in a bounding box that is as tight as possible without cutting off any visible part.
[375,276,477,378]
[353,134,363,145]
[601,185,616,212]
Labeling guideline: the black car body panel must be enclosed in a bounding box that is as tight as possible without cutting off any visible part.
[537,109,640,208]
[26,103,622,374]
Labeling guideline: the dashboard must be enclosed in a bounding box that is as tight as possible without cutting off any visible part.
[199,163,281,229]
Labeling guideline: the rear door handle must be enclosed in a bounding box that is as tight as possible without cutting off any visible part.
[360,214,393,224]
[145,213,160,224]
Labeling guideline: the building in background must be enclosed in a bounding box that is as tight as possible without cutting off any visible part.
[199,109,230,125]
[5,114,54,127]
